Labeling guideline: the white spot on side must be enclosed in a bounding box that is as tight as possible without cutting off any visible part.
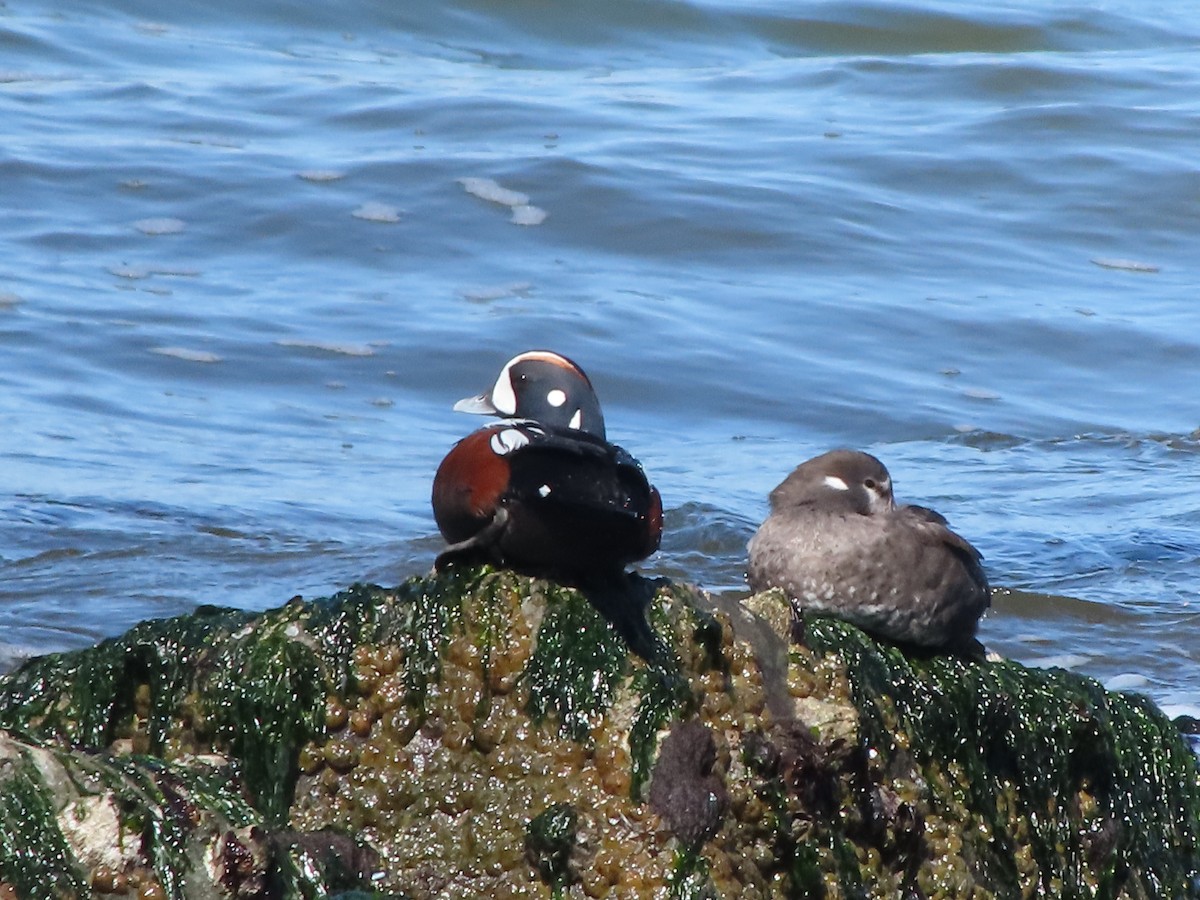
[538,484,552,498]
[823,475,849,491]
[568,408,582,430]
[489,428,529,456]
[546,388,567,408]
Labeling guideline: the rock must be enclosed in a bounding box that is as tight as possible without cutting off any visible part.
[0,568,1198,898]
[0,729,265,899]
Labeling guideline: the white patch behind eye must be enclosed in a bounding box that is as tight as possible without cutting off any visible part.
[568,408,582,430]
[490,428,529,456]
[823,475,849,491]
[546,388,566,407]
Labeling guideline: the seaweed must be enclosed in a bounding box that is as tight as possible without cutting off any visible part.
[0,749,89,900]
[525,802,578,895]
[524,581,630,742]
[804,616,1200,897]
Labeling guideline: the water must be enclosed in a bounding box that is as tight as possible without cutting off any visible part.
[2,0,1199,713]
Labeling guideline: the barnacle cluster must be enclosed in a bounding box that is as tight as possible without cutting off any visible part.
[287,573,778,897]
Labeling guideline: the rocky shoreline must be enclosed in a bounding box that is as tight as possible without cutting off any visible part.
[2,569,1198,898]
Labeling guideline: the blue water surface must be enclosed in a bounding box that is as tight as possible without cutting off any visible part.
[2,0,1199,711]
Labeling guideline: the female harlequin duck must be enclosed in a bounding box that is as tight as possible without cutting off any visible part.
[747,449,990,650]
[432,350,663,582]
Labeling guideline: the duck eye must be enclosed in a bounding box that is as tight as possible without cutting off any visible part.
[864,478,877,489]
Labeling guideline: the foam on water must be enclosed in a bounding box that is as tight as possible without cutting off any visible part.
[351,202,402,223]
[149,347,222,363]
[459,177,531,208]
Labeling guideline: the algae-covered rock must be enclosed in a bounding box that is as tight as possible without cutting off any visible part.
[0,728,272,899]
[0,569,1198,898]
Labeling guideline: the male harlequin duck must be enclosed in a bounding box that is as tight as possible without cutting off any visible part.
[431,350,663,582]
[747,449,989,650]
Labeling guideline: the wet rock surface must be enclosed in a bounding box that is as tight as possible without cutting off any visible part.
[0,569,1197,898]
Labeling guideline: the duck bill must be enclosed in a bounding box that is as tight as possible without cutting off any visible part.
[452,393,498,415]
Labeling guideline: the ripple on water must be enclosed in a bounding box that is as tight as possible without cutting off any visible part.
[656,502,758,593]
[275,339,378,357]
[2,0,1200,713]
[133,217,187,235]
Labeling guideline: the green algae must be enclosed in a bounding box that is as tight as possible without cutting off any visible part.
[803,616,1200,897]
[741,730,825,897]
[679,597,725,674]
[362,575,462,705]
[207,618,327,825]
[525,802,578,895]
[0,749,89,900]
[628,586,720,799]
[668,847,718,900]
[292,571,696,894]
[0,605,254,751]
[272,831,392,900]
[0,732,330,900]
[0,600,330,828]
[0,575,478,833]
[525,582,630,742]
[629,663,692,799]
[99,754,251,898]
[523,578,699,798]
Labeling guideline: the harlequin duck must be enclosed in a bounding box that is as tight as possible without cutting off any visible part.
[747,449,989,650]
[431,350,663,582]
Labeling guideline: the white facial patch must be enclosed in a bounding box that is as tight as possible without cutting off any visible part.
[823,475,850,491]
[546,388,567,408]
[871,479,895,512]
[490,361,519,416]
[489,428,529,456]
[568,408,582,430]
